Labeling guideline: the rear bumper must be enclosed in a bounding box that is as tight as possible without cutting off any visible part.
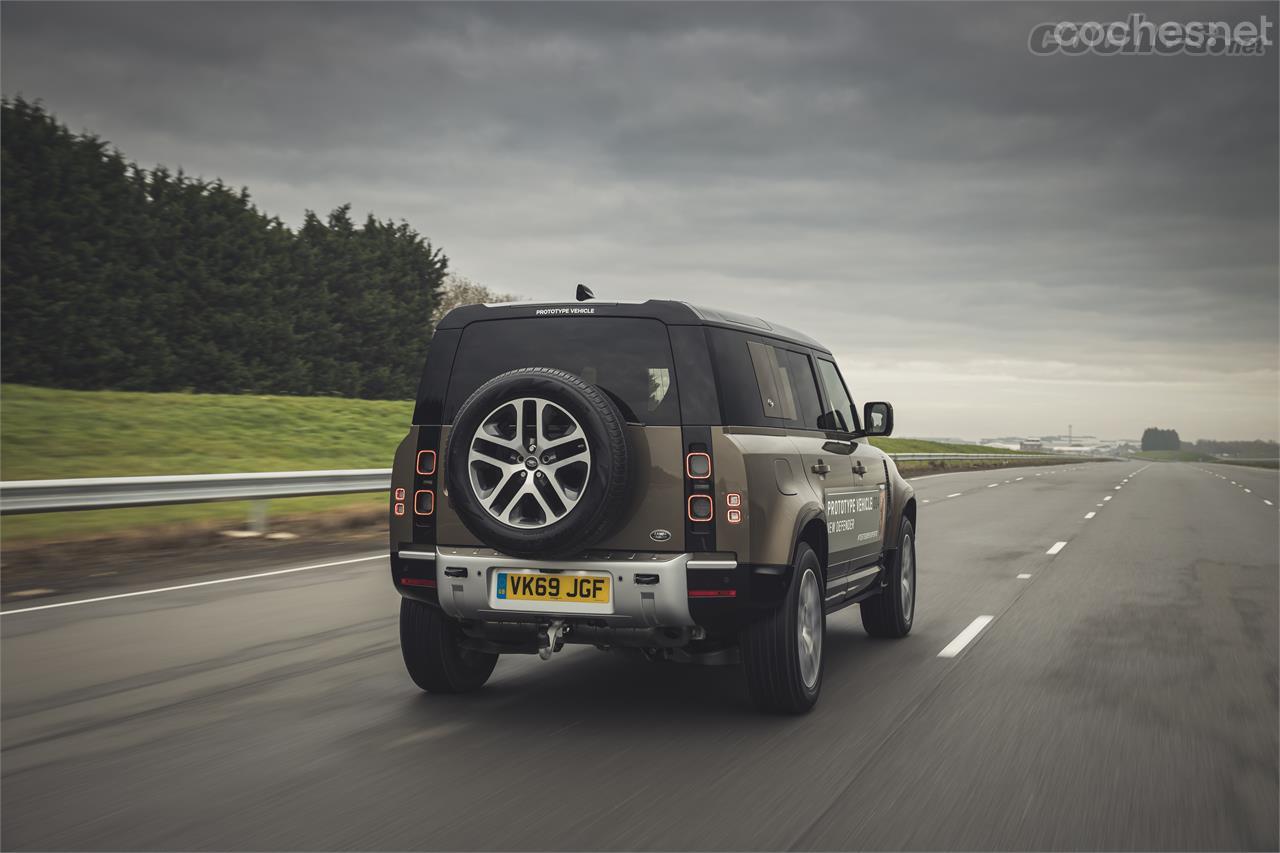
[394,546,739,628]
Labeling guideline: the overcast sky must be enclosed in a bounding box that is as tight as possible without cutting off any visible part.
[3,2,1276,440]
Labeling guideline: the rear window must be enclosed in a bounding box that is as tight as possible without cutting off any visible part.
[443,317,680,425]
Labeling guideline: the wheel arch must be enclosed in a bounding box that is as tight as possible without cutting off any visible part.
[795,513,829,582]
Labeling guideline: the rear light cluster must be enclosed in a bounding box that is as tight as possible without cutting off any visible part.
[414,450,436,517]
[396,448,436,520]
[685,452,713,521]
[682,440,715,552]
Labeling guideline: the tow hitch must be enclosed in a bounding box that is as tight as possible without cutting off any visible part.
[538,620,567,660]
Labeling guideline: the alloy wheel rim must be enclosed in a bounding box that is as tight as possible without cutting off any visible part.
[901,533,915,624]
[797,567,822,689]
[467,397,591,529]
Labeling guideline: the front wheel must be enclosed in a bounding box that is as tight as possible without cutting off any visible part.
[741,542,824,714]
[861,517,916,638]
[400,599,498,693]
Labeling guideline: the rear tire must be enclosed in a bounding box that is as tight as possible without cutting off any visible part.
[741,542,824,714]
[400,599,498,693]
[861,517,916,638]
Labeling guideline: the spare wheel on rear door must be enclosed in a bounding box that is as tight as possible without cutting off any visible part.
[445,367,631,558]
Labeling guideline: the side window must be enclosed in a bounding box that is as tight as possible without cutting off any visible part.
[781,350,824,430]
[747,341,797,420]
[816,358,858,433]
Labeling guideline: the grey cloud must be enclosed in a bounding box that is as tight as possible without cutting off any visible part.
[1,1,1275,439]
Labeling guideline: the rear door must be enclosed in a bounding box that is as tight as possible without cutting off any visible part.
[812,356,889,569]
[743,341,865,574]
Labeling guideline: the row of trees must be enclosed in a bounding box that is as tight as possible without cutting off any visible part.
[1141,427,1182,451]
[1188,439,1280,458]
[1,97,466,399]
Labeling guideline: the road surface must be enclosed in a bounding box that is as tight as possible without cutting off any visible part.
[2,461,1276,850]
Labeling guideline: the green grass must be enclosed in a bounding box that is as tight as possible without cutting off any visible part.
[1132,450,1215,462]
[0,384,1047,543]
[1210,458,1280,470]
[1,384,412,541]
[869,437,1036,455]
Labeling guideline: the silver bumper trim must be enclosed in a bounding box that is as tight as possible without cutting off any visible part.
[398,550,437,561]
[430,548,737,628]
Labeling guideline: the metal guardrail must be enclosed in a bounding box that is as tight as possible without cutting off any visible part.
[0,454,1071,517]
[887,453,1063,462]
[0,469,391,516]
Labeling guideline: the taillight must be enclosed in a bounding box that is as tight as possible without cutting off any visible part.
[416,450,437,475]
[414,489,435,516]
[685,452,711,479]
[688,494,713,522]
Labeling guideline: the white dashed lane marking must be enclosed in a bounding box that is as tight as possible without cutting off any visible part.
[1016,573,1032,580]
[1046,541,1068,555]
[1104,496,1113,501]
[938,616,995,658]
[947,493,962,498]
[0,553,386,616]
[1084,512,1096,519]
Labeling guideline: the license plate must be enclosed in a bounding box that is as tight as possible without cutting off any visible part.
[495,571,611,604]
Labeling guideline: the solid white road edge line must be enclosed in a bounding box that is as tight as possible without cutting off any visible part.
[938,615,995,658]
[0,553,387,615]
[1047,541,1068,555]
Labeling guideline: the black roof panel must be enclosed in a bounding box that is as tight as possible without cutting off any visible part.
[436,299,828,352]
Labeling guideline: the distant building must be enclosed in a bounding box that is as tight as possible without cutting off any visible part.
[1020,439,1043,451]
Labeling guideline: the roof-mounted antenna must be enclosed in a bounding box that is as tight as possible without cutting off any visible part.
[576,284,594,302]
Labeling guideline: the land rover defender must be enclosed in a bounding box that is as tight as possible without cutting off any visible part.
[389,297,917,713]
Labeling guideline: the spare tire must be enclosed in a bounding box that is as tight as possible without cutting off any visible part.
[445,367,630,559]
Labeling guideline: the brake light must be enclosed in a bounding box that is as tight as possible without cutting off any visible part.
[688,589,736,598]
[414,490,435,516]
[687,494,713,522]
[685,452,712,479]
[401,577,437,588]
[416,450,437,476]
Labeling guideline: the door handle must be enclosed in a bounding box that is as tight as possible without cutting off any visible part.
[811,460,830,475]
[853,460,866,476]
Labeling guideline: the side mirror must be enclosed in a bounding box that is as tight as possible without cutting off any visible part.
[863,401,894,437]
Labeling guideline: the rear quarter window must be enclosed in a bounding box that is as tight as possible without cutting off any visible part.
[442,317,681,425]
[708,328,825,430]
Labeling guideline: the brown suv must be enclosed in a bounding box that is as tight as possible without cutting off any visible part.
[389,297,917,713]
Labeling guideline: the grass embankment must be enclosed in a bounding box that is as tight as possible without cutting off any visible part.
[1,385,412,541]
[0,385,1058,543]
[1131,450,1216,463]
[1131,449,1278,469]
[1211,458,1280,470]
[870,437,1056,477]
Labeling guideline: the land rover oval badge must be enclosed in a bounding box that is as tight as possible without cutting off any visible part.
[650,529,672,542]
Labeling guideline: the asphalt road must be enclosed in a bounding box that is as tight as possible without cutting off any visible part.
[3,461,1277,850]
